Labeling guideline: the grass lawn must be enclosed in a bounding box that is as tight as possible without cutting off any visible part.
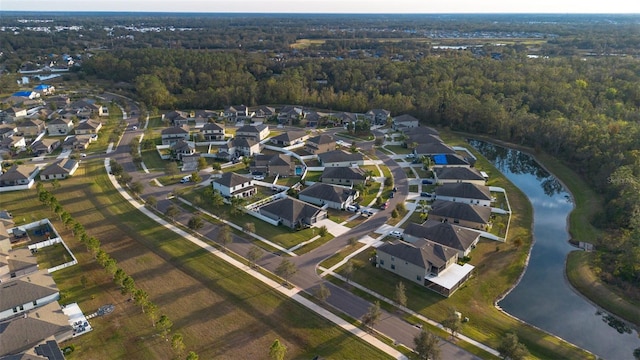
[304,171,323,182]
[0,161,392,360]
[140,149,166,172]
[488,213,509,238]
[384,145,412,155]
[275,176,301,187]
[358,181,381,207]
[35,242,74,269]
[319,242,366,269]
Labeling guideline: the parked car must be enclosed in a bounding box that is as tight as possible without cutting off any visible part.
[390,230,403,238]
[420,192,432,198]
[80,153,87,158]
[422,179,434,184]
[389,192,394,198]
[380,201,389,210]
[392,187,398,192]
[346,204,358,212]
[361,209,374,216]
[252,172,265,180]
[406,153,416,159]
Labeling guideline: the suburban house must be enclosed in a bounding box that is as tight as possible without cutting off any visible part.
[61,135,93,151]
[433,167,486,186]
[250,154,294,177]
[253,105,276,119]
[217,137,262,160]
[0,136,26,153]
[259,197,327,229]
[366,108,391,125]
[402,126,440,138]
[33,84,55,95]
[431,153,472,168]
[317,149,364,167]
[269,130,309,146]
[39,158,79,180]
[403,220,481,258]
[47,95,71,109]
[161,126,190,145]
[181,153,200,172]
[435,183,493,207]
[334,112,358,127]
[298,182,358,210]
[17,119,46,137]
[47,118,74,136]
[70,99,106,117]
[30,138,60,156]
[200,122,226,141]
[236,124,270,141]
[0,164,40,187]
[305,134,336,155]
[0,247,39,282]
[428,200,492,230]
[1,107,28,122]
[413,142,456,157]
[223,105,253,120]
[277,106,304,125]
[304,110,323,128]
[163,110,191,126]
[376,239,474,297]
[74,119,103,135]
[320,166,368,186]
[0,271,60,321]
[392,114,420,130]
[12,91,39,100]
[405,133,443,147]
[212,172,256,199]
[171,140,196,160]
[0,124,17,139]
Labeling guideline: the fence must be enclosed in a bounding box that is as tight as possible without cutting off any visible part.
[27,233,78,273]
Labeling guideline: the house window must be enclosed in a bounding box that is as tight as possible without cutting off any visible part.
[379,260,384,265]
[416,275,421,281]
[13,307,18,313]
[391,264,395,270]
[19,305,24,311]
[454,219,460,224]
[33,300,37,306]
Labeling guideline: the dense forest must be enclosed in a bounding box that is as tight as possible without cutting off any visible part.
[2,13,640,299]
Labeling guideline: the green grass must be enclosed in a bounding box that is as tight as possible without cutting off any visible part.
[566,251,640,327]
[0,160,393,360]
[304,171,323,182]
[140,149,167,171]
[35,242,74,269]
[319,242,366,269]
[384,145,412,154]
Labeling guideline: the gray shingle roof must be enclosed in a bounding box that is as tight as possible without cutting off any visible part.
[404,220,479,253]
[318,150,363,164]
[270,130,307,143]
[39,159,77,176]
[307,134,335,146]
[435,183,492,201]
[414,142,455,155]
[434,167,484,181]
[429,200,491,224]
[214,172,252,188]
[378,240,457,269]
[0,272,58,312]
[299,183,356,204]
[259,197,323,225]
[320,167,367,181]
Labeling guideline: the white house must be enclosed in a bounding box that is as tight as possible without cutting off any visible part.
[434,183,493,207]
[212,172,256,199]
[0,271,60,321]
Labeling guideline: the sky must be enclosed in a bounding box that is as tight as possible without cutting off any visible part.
[1,0,639,14]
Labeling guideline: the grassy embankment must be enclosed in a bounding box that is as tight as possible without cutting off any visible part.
[0,160,391,360]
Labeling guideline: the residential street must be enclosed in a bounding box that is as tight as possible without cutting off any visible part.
[104,94,481,359]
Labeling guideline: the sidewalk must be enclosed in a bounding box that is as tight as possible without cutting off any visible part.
[104,158,407,359]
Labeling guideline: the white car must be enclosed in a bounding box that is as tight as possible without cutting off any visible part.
[252,174,265,181]
[80,153,87,158]
[390,230,403,238]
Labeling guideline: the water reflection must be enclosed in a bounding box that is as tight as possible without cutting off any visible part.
[469,139,640,360]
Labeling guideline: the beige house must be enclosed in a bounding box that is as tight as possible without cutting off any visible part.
[0,164,39,187]
[47,118,74,136]
[236,124,269,141]
[320,166,368,186]
[74,119,103,135]
[427,200,492,231]
[30,138,60,156]
[39,158,79,180]
[18,119,46,137]
[305,134,336,155]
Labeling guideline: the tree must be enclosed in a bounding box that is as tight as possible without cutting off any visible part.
[343,261,354,283]
[188,215,204,230]
[441,309,462,339]
[133,288,149,313]
[157,314,173,340]
[413,329,441,360]
[121,276,136,295]
[51,179,61,189]
[130,181,144,195]
[165,204,180,222]
[246,245,264,268]
[165,162,179,177]
[146,195,158,209]
[244,222,256,234]
[171,333,186,357]
[186,351,199,360]
[497,332,529,360]
[191,171,201,183]
[197,157,208,171]
[315,283,331,303]
[275,258,297,286]
[219,224,231,250]
[395,282,407,308]
[145,302,159,327]
[361,301,381,331]
[317,225,328,237]
[269,339,287,360]
[229,196,245,216]
[113,268,127,284]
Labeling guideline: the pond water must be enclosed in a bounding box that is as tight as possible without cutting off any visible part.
[469,140,639,360]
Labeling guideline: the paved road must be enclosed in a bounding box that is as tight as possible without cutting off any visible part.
[103,96,480,359]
